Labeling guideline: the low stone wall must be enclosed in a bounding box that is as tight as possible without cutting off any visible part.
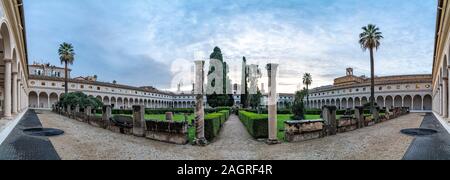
[285,120,324,142]
[54,105,189,145]
[285,107,410,143]
[145,120,189,145]
[337,116,358,133]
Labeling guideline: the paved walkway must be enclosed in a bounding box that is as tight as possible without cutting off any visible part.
[35,111,425,160]
[0,110,60,160]
[403,113,450,160]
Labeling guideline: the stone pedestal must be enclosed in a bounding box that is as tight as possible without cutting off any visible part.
[102,105,112,125]
[323,105,337,135]
[266,63,280,145]
[355,106,365,128]
[85,106,92,116]
[165,112,174,121]
[133,105,145,137]
[12,72,18,114]
[373,107,380,123]
[194,60,207,145]
[67,105,72,114]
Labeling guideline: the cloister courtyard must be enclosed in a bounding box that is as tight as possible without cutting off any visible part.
[0,108,449,160]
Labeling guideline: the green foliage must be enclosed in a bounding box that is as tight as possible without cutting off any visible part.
[249,89,262,109]
[207,94,234,108]
[209,46,224,61]
[238,111,269,139]
[58,42,75,65]
[204,110,230,141]
[58,92,103,109]
[359,24,384,50]
[292,89,307,120]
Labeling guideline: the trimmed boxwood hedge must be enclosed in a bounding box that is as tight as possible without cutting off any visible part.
[110,107,232,116]
[204,110,230,141]
[238,111,268,139]
[242,108,292,114]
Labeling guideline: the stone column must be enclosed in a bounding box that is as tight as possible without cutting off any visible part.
[75,105,80,113]
[3,59,12,117]
[12,72,18,114]
[132,105,145,137]
[355,106,365,128]
[194,60,207,145]
[323,105,337,135]
[267,63,280,144]
[444,79,448,117]
[102,105,112,124]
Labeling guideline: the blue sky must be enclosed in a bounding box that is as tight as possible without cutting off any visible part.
[23,0,437,93]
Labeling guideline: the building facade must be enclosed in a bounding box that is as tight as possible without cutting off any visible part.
[1,0,29,118]
[432,0,450,127]
[307,68,433,111]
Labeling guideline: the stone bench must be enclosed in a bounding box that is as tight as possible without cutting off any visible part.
[144,120,189,145]
[284,120,324,142]
[337,116,358,133]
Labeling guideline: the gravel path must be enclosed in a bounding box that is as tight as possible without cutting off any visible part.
[38,111,424,160]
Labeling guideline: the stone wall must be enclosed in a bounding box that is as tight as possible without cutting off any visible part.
[285,106,410,143]
[53,105,189,145]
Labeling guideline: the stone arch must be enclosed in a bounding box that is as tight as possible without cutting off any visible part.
[403,95,412,108]
[49,92,59,108]
[444,55,449,117]
[124,98,129,109]
[385,96,394,109]
[341,98,348,109]
[28,91,38,108]
[38,92,49,109]
[377,96,385,108]
[423,94,432,111]
[117,97,123,109]
[355,97,361,107]
[348,97,354,109]
[0,22,13,60]
[394,95,403,107]
[361,97,368,106]
[331,99,336,106]
[413,95,422,111]
[336,99,341,109]
[111,97,117,108]
[103,96,110,105]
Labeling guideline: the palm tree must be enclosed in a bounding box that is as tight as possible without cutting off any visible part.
[302,73,312,108]
[359,24,383,115]
[58,42,75,94]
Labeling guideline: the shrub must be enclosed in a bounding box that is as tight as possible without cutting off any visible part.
[204,110,230,141]
[238,111,268,139]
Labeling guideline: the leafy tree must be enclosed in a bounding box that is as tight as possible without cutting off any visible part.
[292,89,307,120]
[58,92,103,110]
[58,42,75,94]
[359,24,383,115]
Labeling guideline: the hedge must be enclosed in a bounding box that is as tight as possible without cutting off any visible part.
[109,107,232,115]
[238,111,268,139]
[204,110,230,141]
[243,108,292,114]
